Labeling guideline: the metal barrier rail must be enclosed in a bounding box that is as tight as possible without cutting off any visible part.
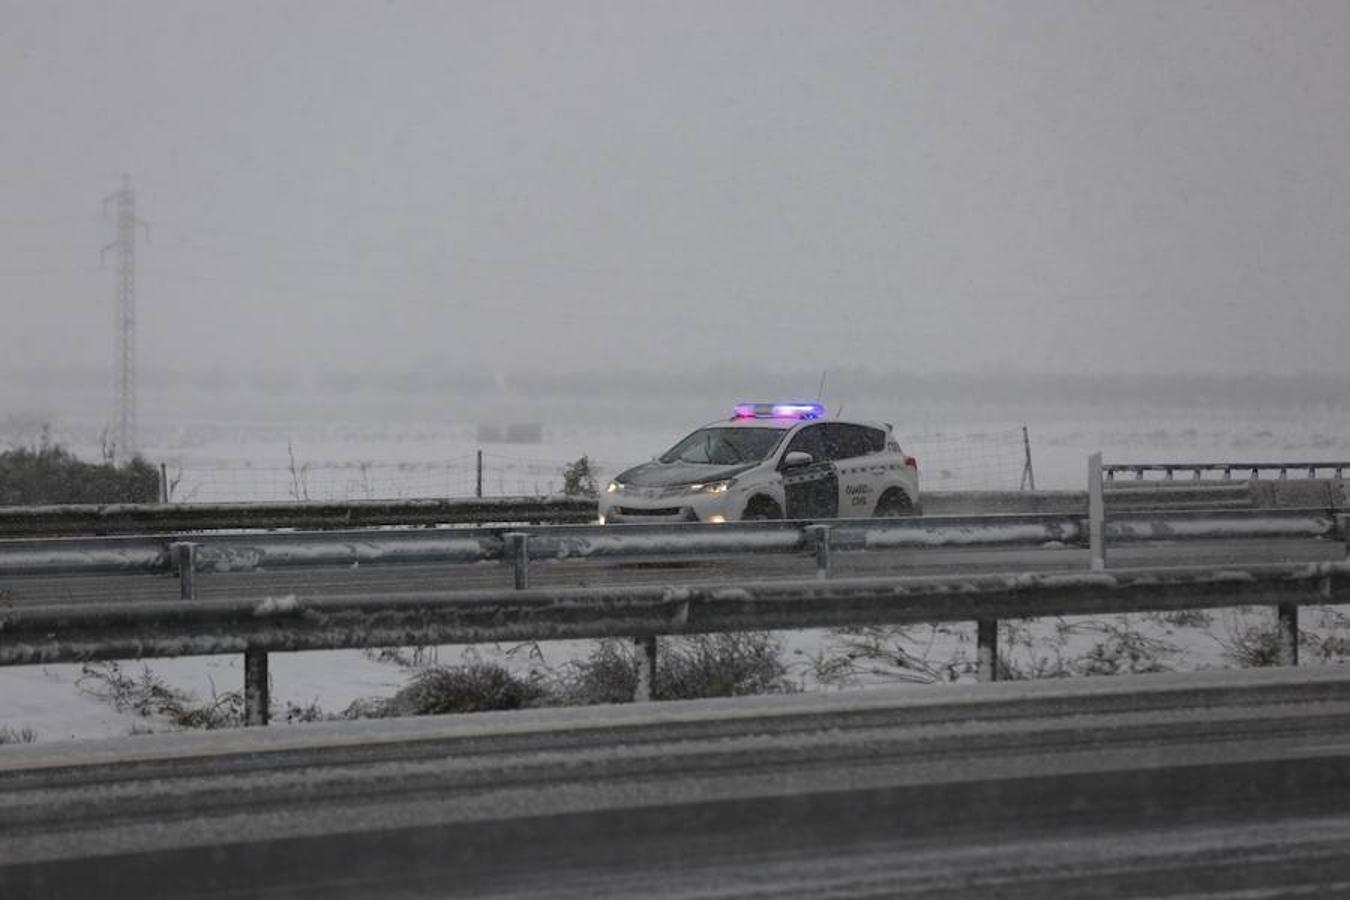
[0,509,1342,577]
[2,561,1347,725]
[0,484,1292,539]
[1105,461,1350,481]
[0,496,598,538]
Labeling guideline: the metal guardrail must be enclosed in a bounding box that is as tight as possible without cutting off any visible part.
[2,560,1347,724]
[0,480,1311,539]
[0,496,598,538]
[4,463,1348,727]
[1105,461,1350,481]
[0,509,1342,577]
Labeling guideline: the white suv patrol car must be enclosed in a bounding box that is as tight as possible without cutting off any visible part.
[599,403,920,523]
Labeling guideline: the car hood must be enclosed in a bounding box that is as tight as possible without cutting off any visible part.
[616,460,758,488]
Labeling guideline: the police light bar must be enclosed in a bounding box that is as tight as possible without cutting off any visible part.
[733,402,825,420]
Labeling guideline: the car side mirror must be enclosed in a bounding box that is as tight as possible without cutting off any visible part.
[783,451,813,468]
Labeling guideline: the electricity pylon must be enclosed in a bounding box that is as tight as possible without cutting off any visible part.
[102,175,147,462]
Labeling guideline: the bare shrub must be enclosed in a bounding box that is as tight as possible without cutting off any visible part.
[821,616,1178,685]
[0,725,37,745]
[562,456,599,498]
[364,644,439,670]
[1220,621,1285,668]
[283,700,335,723]
[77,662,244,730]
[554,640,637,705]
[1073,628,1174,676]
[662,632,796,699]
[813,625,967,687]
[1148,609,1214,629]
[348,662,548,718]
[558,632,796,704]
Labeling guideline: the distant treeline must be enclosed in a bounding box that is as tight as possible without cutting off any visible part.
[6,365,1349,413]
[0,444,158,506]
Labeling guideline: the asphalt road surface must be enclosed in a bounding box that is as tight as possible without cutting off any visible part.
[2,666,1350,898]
[0,536,1343,608]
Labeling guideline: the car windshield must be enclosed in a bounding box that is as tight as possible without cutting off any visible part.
[659,427,785,465]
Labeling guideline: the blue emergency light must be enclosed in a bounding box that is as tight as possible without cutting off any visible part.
[733,402,825,420]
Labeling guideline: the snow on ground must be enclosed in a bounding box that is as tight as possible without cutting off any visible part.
[5,406,1350,743]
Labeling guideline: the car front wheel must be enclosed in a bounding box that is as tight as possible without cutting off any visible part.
[742,497,783,520]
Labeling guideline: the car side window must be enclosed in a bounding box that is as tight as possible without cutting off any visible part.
[783,424,827,464]
[819,424,849,461]
[824,423,880,461]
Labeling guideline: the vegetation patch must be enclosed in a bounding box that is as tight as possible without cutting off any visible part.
[0,725,38,745]
[557,632,797,704]
[562,455,599,498]
[77,662,244,730]
[0,435,157,505]
[348,662,549,718]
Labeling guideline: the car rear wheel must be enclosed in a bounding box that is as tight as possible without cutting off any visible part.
[873,489,915,517]
[742,497,783,520]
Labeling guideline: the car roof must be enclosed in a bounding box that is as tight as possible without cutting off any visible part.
[703,416,888,432]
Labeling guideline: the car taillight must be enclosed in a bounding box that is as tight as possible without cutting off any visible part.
[904,456,918,470]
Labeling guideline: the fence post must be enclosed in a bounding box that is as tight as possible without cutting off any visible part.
[158,463,169,503]
[805,524,831,579]
[976,619,998,682]
[1088,452,1106,571]
[1020,425,1036,491]
[1276,603,1299,667]
[505,532,529,589]
[170,541,197,600]
[244,648,270,726]
[634,635,658,702]
[476,450,483,499]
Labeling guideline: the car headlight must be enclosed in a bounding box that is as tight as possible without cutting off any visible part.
[606,481,623,494]
[690,479,733,495]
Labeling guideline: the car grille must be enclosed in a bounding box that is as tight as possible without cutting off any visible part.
[615,507,684,517]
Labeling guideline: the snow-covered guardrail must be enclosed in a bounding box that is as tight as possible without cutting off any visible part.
[0,496,598,538]
[1104,461,1350,481]
[2,561,1346,726]
[1,478,1328,539]
[0,509,1342,578]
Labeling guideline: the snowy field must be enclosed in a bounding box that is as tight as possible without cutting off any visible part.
[4,404,1350,743]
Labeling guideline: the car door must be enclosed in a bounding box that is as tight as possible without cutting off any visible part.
[827,423,879,517]
[779,424,838,519]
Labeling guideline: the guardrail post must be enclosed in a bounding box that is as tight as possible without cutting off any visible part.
[158,463,169,503]
[805,524,832,579]
[1276,603,1299,667]
[976,619,998,682]
[634,635,658,702]
[170,541,197,600]
[1088,452,1106,571]
[505,532,530,589]
[244,648,270,726]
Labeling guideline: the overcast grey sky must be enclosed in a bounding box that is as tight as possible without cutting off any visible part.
[3,0,1349,382]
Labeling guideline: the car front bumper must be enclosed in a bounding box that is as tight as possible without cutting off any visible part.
[599,490,737,524]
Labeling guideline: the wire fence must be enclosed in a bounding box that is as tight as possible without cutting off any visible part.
[165,430,1035,503]
[905,427,1034,492]
[168,453,630,504]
